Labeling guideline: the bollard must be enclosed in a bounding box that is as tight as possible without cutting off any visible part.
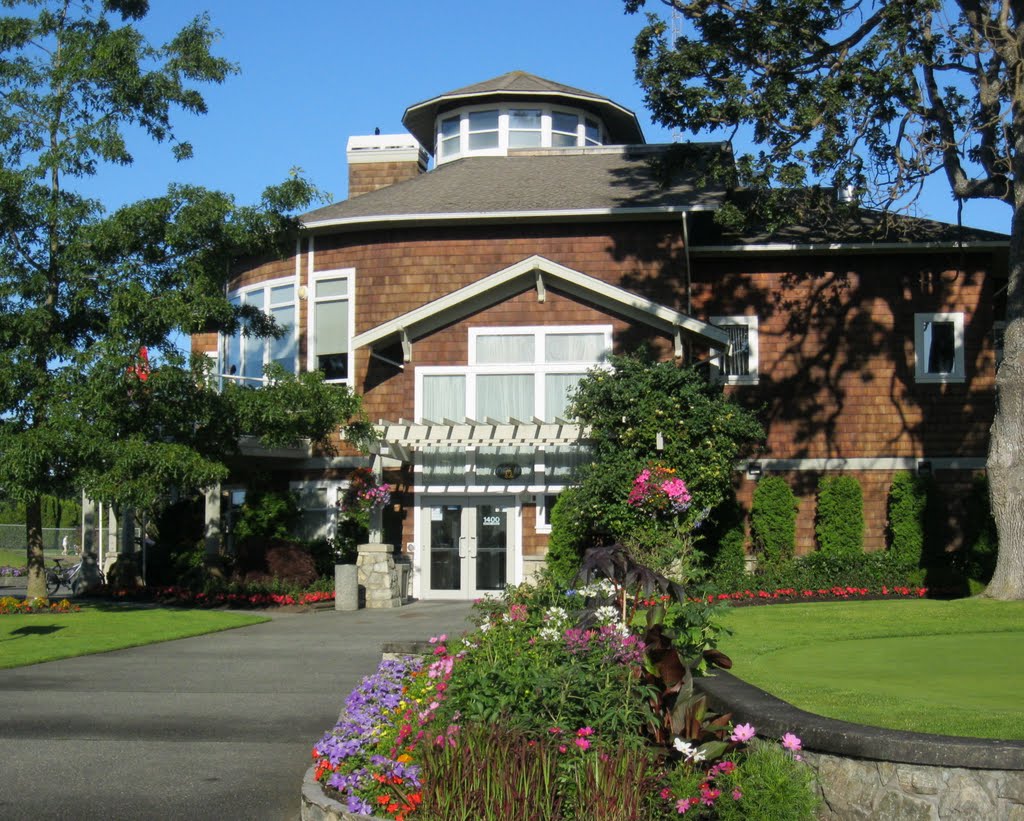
[334,564,358,611]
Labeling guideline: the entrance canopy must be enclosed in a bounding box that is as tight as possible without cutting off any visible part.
[369,418,588,464]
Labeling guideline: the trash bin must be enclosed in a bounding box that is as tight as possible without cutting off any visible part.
[335,564,358,611]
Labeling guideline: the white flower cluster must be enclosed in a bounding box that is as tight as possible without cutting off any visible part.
[592,605,620,625]
[576,579,617,598]
[673,738,707,762]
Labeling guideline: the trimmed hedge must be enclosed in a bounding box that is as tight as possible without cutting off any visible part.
[888,471,928,565]
[754,550,925,591]
[815,475,863,556]
[750,476,797,570]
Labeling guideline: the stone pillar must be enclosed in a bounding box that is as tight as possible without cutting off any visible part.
[356,543,401,608]
[203,485,222,557]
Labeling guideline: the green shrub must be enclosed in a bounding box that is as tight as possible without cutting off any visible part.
[750,477,797,571]
[544,488,588,585]
[756,550,924,590]
[703,495,748,592]
[815,475,863,556]
[714,739,821,821]
[963,474,998,586]
[233,490,300,542]
[888,471,928,564]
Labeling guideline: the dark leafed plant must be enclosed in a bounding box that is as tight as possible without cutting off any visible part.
[574,543,731,745]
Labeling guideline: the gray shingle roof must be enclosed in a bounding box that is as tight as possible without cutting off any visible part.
[402,70,645,151]
[302,143,729,228]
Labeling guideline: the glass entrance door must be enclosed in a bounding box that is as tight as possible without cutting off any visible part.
[423,497,513,598]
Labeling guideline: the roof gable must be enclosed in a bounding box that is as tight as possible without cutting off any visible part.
[351,255,730,360]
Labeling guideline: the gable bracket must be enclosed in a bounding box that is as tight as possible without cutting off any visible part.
[401,328,412,362]
[536,270,546,303]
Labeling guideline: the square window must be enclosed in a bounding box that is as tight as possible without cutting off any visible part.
[710,316,759,384]
[915,312,965,383]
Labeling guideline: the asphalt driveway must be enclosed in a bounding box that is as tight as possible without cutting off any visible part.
[0,601,474,820]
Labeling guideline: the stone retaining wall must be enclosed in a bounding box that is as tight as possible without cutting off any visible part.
[695,670,1024,819]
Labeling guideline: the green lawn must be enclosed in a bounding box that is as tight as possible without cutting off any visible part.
[0,605,269,668]
[717,598,1024,739]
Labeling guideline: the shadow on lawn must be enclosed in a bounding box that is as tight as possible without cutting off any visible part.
[5,624,66,640]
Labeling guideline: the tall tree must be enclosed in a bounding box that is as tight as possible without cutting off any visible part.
[0,0,368,599]
[625,0,1024,599]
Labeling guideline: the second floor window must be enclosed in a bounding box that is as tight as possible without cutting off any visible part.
[417,326,612,423]
[222,279,297,384]
[309,270,353,383]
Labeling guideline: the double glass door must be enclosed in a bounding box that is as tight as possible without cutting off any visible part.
[423,497,513,598]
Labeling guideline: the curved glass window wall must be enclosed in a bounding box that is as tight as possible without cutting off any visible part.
[435,105,606,162]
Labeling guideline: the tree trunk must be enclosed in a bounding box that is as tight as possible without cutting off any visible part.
[25,495,47,600]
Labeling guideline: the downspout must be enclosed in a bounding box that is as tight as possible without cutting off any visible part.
[681,212,693,364]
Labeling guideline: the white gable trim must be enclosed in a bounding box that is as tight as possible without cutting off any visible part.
[351,255,729,360]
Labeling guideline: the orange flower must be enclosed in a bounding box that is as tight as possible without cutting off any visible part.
[377,794,391,805]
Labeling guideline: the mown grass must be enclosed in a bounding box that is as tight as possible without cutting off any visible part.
[717,598,1024,739]
[0,605,269,668]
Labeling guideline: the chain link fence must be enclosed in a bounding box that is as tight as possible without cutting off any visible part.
[0,524,81,553]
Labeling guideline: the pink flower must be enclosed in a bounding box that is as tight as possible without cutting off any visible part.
[730,722,756,743]
[575,737,591,751]
[781,732,802,752]
[576,726,594,737]
[660,788,672,800]
[732,789,742,800]
[558,745,567,754]
[676,797,695,814]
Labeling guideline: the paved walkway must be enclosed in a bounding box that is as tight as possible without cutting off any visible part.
[0,601,475,820]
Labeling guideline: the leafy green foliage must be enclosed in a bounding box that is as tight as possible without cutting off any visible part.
[887,471,929,565]
[963,474,998,588]
[702,495,748,592]
[815,475,863,556]
[713,740,821,821]
[750,477,797,570]
[544,488,588,585]
[233,490,300,543]
[755,550,925,591]
[0,1,364,596]
[559,353,762,571]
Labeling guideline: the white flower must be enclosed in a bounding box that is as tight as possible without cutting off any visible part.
[593,605,620,625]
[538,627,561,641]
[673,738,706,762]
[544,606,569,625]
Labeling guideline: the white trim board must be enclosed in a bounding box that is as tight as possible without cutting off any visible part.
[737,457,986,472]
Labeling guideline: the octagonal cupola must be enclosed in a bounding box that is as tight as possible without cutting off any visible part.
[402,70,645,164]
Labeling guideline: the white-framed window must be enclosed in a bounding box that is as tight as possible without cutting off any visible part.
[710,316,759,385]
[416,325,612,423]
[308,268,354,384]
[536,492,560,534]
[290,479,344,541]
[915,312,965,383]
[221,277,298,385]
[435,105,608,162]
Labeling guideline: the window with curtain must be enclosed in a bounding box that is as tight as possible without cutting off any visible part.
[312,275,351,382]
[417,326,611,424]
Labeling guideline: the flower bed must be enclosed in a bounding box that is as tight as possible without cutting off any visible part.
[101,585,336,609]
[310,556,821,820]
[705,584,929,605]
[0,596,80,615]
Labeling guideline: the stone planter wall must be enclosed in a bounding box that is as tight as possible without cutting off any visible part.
[695,670,1024,820]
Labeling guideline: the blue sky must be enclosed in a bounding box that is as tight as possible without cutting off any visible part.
[83,0,1007,233]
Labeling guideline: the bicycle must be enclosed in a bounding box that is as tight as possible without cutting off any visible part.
[46,556,105,596]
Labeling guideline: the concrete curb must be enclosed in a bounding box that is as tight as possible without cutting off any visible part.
[694,669,1024,769]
